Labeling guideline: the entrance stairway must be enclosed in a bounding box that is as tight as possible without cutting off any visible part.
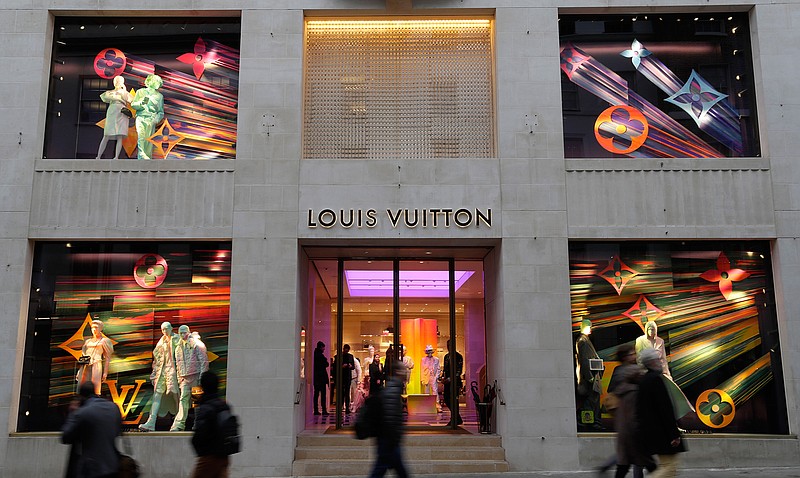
[293,432,509,476]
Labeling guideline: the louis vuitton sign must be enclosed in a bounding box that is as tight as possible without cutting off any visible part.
[306,208,492,229]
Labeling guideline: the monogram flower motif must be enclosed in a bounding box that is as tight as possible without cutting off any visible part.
[597,255,640,295]
[622,295,664,332]
[177,37,219,80]
[697,389,735,428]
[620,39,652,69]
[560,43,591,80]
[94,48,127,79]
[594,106,649,154]
[666,70,728,123]
[134,254,168,289]
[700,251,750,300]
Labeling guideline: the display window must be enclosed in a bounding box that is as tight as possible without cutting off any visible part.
[18,241,231,432]
[570,241,787,434]
[559,12,759,159]
[45,17,240,160]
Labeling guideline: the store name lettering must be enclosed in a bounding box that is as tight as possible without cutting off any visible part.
[307,208,492,229]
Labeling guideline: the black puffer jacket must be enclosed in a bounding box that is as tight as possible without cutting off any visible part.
[380,376,405,446]
[192,393,231,457]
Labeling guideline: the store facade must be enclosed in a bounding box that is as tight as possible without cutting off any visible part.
[2,1,800,477]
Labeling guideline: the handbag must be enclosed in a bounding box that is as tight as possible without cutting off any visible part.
[77,355,91,365]
[121,108,133,118]
[118,453,139,478]
[602,392,619,411]
[117,435,140,478]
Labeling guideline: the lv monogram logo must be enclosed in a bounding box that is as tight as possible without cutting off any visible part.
[106,379,147,425]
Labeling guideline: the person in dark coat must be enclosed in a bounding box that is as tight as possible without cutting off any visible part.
[333,344,356,414]
[443,339,463,426]
[636,348,685,478]
[61,381,121,478]
[191,371,231,478]
[369,361,409,478]
[597,344,656,477]
[368,352,384,393]
[313,341,329,415]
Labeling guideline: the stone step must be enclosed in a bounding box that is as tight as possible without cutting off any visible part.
[293,459,510,476]
[293,432,508,476]
[296,433,502,448]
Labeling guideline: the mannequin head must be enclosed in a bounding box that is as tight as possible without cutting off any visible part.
[581,319,592,335]
[144,74,163,90]
[160,321,173,337]
[368,345,375,356]
[113,76,125,88]
[645,320,658,339]
[90,320,104,339]
[425,344,434,356]
[179,324,191,341]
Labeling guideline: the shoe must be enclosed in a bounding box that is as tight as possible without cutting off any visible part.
[138,423,154,432]
[169,425,185,432]
[314,411,321,416]
[457,416,463,425]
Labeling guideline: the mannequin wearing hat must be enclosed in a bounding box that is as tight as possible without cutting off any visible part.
[575,319,603,430]
[421,345,441,412]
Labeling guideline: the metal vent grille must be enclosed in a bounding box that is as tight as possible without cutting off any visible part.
[303,19,495,159]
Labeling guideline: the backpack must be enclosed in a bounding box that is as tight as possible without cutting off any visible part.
[354,394,382,440]
[216,405,242,455]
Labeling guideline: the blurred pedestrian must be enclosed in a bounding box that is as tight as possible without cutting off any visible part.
[191,371,231,478]
[637,348,686,478]
[368,361,409,478]
[597,344,655,477]
[61,381,122,478]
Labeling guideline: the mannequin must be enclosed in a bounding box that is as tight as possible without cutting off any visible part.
[350,355,362,407]
[139,321,180,431]
[576,319,602,430]
[95,76,133,159]
[635,321,671,380]
[421,344,441,412]
[401,345,414,390]
[131,74,164,159]
[171,325,209,431]
[635,321,694,419]
[76,320,114,395]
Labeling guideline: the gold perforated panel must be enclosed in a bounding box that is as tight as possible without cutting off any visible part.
[304,19,495,159]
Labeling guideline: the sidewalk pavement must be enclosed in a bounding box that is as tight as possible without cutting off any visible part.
[302,469,800,477]
[441,470,800,477]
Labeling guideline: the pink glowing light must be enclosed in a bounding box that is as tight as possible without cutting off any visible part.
[345,270,475,297]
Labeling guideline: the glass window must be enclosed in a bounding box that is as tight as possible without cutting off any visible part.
[570,241,787,434]
[303,18,495,159]
[559,12,759,159]
[19,241,232,432]
[45,17,240,160]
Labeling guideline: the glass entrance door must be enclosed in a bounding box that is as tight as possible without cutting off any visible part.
[305,250,486,432]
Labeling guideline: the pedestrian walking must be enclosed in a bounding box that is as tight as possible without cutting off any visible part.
[191,371,232,478]
[61,381,122,478]
[636,348,686,478]
[368,361,409,478]
[597,344,656,477]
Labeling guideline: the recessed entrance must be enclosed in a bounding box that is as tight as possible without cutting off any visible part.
[302,246,489,433]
